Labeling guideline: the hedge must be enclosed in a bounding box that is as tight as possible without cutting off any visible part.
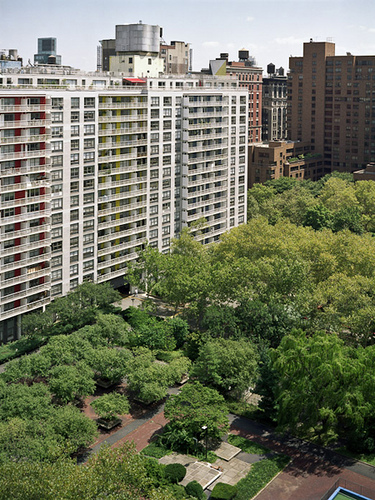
[211,482,237,500]
[164,463,186,484]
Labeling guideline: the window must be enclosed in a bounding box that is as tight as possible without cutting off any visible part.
[83,260,94,272]
[83,233,94,245]
[70,250,79,262]
[84,152,95,163]
[83,206,94,218]
[149,229,158,239]
[84,193,94,204]
[151,97,159,106]
[52,98,63,109]
[52,126,63,137]
[83,220,94,231]
[84,179,94,190]
[51,227,62,239]
[70,195,79,207]
[84,97,95,108]
[51,241,62,253]
[84,165,94,176]
[84,111,95,121]
[51,112,63,123]
[71,111,79,122]
[70,264,78,276]
[71,139,79,150]
[51,255,62,268]
[52,141,63,152]
[51,269,62,282]
[83,246,94,259]
[71,125,79,136]
[71,97,80,108]
[84,124,95,135]
[51,198,62,210]
[70,223,79,235]
[84,138,95,149]
[70,153,79,164]
[150,217,158,226]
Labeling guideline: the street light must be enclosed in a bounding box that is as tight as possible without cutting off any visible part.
[202,425,208,460]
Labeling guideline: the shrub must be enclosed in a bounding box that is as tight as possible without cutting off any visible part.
[143,457,167,488]
[211,482,237,500]
[164,463,186,484]
[185,480,204,499]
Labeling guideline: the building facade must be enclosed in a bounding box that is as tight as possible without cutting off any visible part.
[262,64,287,141]
[288,40,375,174]
[0,67,248,342]
[160,41,191,75]
[248,140,323,187]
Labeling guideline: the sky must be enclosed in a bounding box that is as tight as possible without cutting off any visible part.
[1,0,375,74]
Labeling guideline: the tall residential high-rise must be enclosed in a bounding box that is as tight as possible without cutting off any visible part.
[0,66,248,343]
[34,37,62,65]
[288,40,375,173]
[262,64,287,141]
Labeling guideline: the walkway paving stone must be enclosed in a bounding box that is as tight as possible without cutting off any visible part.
[208,457,252,489]
[181,462,222,490]
[214,441,241,461]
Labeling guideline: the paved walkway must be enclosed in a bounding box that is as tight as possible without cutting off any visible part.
[229,415,375,500]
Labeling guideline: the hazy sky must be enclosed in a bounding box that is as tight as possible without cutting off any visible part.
[1,0,375,73]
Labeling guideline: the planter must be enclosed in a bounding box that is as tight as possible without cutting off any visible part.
[97,417,122,430]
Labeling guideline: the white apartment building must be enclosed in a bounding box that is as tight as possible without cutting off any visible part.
[0,67,248,342]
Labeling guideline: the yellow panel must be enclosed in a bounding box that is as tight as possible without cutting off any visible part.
[116,213,120,219]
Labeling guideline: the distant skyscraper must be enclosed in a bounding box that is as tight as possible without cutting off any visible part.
[262,64,287,141]
[34,37,62,65]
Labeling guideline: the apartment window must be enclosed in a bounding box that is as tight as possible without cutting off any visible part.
[84,193,94,204]
[84,111,95,121]
[51,241,62,253]
[84,165,94,176]
[52,141,63,152]
[51,198,62,210]
[162,237,170,247]
[70,209,79,221]
[70,278,78,290]
[71,125,79,136]
[151,121,159,130]
[163,120,172,130]
[83,220,94,231]
[150,132,159,142]
[83,206,94,218]
[71,97,80,108]
[51,227,62,239]
[70,237,79,248]
[84,152,95,163]
[51,255,62,268]
[70,195,79,207]
[51,112,63,123]
[151,97,159,106]
[84,179,94,190]
[70,264,78,276]
[150,145,159,155]
[83,233,94,245]
[149,229,158,239]
[70,153,79,164]
[150,217,158,226]
[70,250,79,263]
[71,139,79,150]
[84,124,95,135]
[52,98,63,109]
[150,205,158,214]
[84,138,95,149]
[70,223,79,235]
[51,126,63,137]
[83,246,94,259]
[83,260,94,272]
[71,111,79,122]
[84,97,95,108]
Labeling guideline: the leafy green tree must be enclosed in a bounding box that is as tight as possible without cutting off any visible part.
[48,362,95,404]
[91,393,130,421]
[304,204,333,230]
[0,382,52,421]
[127,244,167,296]
[331,206,364,234]
[85,347,131,384]
[164,382,229,448]
[191,339,258,399]
[201,305,241,339]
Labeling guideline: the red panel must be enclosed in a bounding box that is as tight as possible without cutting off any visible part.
[39,232,45,240]
[40,187,45,195]
[15,97,21,105]
[14,176,21,184]
[15,113,21,121]
[40,157,45,165]
[14,144,21,152]
[39,277,45,284]
[14,268,21,277]
[14,238,21,246]
[15,128,21,136]
[14,254,21,261]
[14,300,21,308]
[39,247,44,255]
[15,207,21,215]
[40,202,45,210]
[40,97,46,104]
[15,160,21,168]
[15,190,25,199]
[14,284,20,292]
[40,143,45,150]
[15,222,21,230]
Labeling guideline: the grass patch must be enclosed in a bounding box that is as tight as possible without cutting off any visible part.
[234,455,290,500]
[227,401,263,420]
[0,335,46,364]
[335,447,375,467]
[194,450,218,463]
[141,441,173,459]
[227,434,270,456]
[155,350,185,363]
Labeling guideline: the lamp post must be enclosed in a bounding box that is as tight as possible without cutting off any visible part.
[202,425,208,460]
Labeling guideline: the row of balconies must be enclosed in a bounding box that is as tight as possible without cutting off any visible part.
[0,281,50,303]
[97,245,145,269]
[0,149,50,161]
[1,134,51,145]
[0,178,50,193]
[98,114,146,123]
[1,119,51,129]
[1,223,49,239]
[98,199,147,217]
[98,151,137,162]
[98,212,147,230]
[97,236,147,257]
[1,237,50,257]
[98,102,147,110]
[1,161,51,176]
[186,120,227,130]
[97,260,136,282]
[0,208,51,225]
[0,104,50,112]
[98,188,147,204]
[98,162,144,177]
[0,296,50,322]
[98,226,144,244]
[98,138,147,150]
[0,194,50,209]
[1,250,51,273]
[98,126,148,136]
[1,266,50,287]
[187,142,227,153]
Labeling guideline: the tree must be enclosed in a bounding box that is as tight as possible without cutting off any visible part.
[191,339,258,399]
[85,347,131,384]
[127,244,167,296]
[91,393,130,421]
[271,329,375,446]
[304,204,332,231]
[164,382,229,449]
[0,382,52,421]
[48,362,95,404]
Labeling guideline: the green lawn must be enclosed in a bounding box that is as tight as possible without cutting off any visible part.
[234,455,290,500]
[227,434,270,455]
[141,440,217,463]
